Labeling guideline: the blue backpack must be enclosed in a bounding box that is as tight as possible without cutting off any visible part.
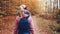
[18,16,30,30]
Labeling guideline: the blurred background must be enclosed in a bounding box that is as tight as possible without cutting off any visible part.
[0,0,60,34]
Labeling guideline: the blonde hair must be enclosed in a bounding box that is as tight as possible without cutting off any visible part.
[19,4,26,18]
[19,6,24,18]
[19,4,26,9]
[19,9,23,18]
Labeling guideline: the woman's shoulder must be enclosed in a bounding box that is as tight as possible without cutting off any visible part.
[28,16,33,21]
[16,16,20,21]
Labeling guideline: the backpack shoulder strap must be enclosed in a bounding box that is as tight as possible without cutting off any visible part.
[26,15,29,19]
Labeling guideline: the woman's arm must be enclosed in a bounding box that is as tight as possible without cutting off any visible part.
[14,16,20,34]
[28,16,35,34]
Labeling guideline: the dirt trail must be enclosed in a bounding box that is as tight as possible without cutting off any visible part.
[1,15,57,34]
[32,16,57,34]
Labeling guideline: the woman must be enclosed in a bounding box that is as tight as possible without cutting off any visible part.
[14,4,35,34]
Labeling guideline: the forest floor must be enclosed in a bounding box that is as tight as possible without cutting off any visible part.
[32,16,57,34]
[0,15,57,34]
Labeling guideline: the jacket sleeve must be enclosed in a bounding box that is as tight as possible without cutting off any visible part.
[28,16,35,34]
[14,16,20,34]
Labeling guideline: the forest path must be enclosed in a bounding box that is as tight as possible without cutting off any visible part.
[32,16,56,34]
